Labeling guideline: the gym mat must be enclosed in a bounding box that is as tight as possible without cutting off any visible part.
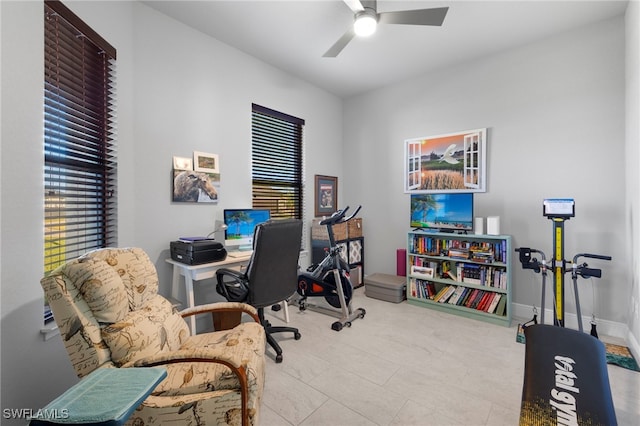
[605,343,640,372]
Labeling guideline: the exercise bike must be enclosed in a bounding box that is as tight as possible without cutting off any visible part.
[297,206,366,331]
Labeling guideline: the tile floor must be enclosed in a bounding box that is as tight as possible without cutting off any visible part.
[258,287,640,425]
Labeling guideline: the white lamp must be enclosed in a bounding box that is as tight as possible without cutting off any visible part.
[206,223,228,239]
[354,9,377,37]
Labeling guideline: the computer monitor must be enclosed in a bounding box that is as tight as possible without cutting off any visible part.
[223,209,271,251]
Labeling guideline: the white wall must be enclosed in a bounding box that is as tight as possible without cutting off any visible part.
[129,3,343,300]
[1,0,77,418]
[0,0,342,419]
[343,16,628,335]
[625,0,640,351]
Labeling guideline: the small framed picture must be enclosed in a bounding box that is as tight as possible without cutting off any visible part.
[173,156,192,170]
[411,265,434,279]
[314,175,337,217]
[193,151,220,174]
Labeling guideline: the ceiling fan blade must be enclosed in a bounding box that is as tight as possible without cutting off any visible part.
[378,7,449,26]
[342,0,364,13]
[323,27,356,57]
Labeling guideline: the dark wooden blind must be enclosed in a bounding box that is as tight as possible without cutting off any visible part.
[44,0,117,274]
[251,104,304,220]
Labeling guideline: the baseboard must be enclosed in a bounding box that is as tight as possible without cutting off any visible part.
[512,302,628,340]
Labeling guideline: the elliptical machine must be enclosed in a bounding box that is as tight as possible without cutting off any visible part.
[297,206,366,331]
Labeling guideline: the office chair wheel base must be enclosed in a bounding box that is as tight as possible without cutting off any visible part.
[331,321,343,332]
[294,331,301,340]
[275,354,283,363]
[358,308,366,318]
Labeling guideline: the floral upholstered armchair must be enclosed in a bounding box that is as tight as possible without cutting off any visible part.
[41,247,265,426]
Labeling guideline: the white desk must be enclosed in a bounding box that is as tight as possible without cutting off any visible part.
[166,254,252,332]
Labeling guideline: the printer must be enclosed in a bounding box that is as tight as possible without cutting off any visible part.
[170,239,227,265]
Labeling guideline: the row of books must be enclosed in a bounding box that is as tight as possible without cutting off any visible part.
[409,279,507,316]
[409,235,508,263]
[408,257,507,289]
[457,263,507,289]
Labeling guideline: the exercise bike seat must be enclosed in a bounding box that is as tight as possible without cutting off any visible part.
[520,324,617,426]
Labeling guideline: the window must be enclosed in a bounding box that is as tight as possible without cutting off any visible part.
[251,104,304,220]
[44,0,117,279]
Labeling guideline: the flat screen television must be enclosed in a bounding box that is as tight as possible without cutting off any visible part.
[410,193,474,233]
[223,209,271,250]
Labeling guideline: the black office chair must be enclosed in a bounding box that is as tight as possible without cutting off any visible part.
[216,218,303,363]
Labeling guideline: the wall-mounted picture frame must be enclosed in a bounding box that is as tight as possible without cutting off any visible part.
[173,156,192,171]
[314,175,337,217]
[193,151,220,174]
[404,128,487,193]
[172,169,219,203]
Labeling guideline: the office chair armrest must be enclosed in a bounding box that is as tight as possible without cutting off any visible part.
[180,302,260,323]
[216,267,245,282]
[215,268,249,302]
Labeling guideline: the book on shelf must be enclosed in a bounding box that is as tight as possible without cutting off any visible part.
[457,287,470,306]
[464,289,479,308]
[448,248,470,259]
[495,294,507,316]
[470,290,486,309]
[478,292,494,311]
[486,293,502,313]
[469,247,495,263]
[436,285,456,303]
[432,285,451,303]
[427,282,437,299]
[443,270,457,281]
[462,264,481,285]
[447,286,466,305]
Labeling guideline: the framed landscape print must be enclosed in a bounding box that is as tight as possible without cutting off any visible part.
[193,151,220,174]
[404,128,487,193]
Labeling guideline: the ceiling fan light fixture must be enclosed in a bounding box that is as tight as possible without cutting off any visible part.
[354,9,377,37]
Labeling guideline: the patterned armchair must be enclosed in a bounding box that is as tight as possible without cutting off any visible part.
[41,247,265,426]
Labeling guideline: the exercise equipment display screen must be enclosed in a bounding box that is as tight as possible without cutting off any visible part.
[543,198,575,218]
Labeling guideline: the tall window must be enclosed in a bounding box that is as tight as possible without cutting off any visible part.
[44,0,117,276]
[251,104,304,220]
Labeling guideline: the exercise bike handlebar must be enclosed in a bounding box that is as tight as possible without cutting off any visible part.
[571,253,611,279]
[572,253,612,262]
[320,205,361,226]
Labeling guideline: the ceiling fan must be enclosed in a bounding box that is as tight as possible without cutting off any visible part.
[324,0,449,57]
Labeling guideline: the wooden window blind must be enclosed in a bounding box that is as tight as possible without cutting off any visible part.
[251,104,304,220]
[44,0,117,274]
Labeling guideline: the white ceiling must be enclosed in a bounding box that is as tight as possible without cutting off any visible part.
[142,0,628,98]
